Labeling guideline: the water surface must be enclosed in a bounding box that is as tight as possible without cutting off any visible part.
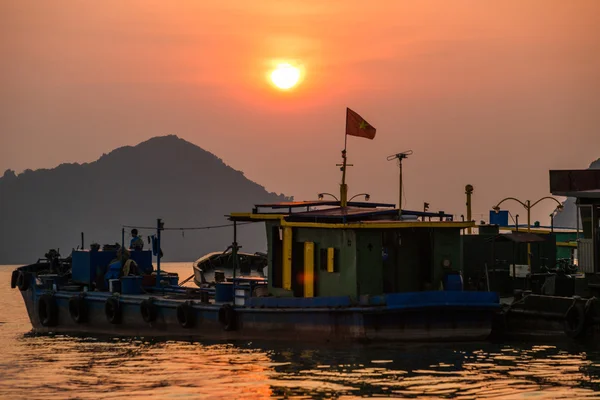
[2,264,600,399]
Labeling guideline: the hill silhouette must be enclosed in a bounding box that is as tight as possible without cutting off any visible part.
[552,158,600,229]
[0,135,291,264]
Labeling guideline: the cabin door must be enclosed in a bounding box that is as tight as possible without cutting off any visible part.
[271,226,283,288]
[291,242,305,297]
[595,206,600,273]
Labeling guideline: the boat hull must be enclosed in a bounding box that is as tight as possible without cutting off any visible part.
[20,286,497,342]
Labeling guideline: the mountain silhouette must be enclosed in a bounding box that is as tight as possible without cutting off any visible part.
[0,135,291,264]
[552,158,600,229]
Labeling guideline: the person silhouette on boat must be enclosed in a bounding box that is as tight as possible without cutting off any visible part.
[130,229,144,250]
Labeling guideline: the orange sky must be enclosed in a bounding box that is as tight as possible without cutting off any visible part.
[1,0,599,223]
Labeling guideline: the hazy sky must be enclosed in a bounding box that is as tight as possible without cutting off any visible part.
[1,1,599,224]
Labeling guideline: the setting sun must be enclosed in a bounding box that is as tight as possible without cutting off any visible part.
[270,63,300,90]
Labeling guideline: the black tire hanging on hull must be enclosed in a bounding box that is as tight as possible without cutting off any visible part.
[69,296,88,323]
[38,293,58,327]
[17,271,31,291]
[176,302,195,328]
[105,297,121,324]
[11,270,19,289]
[218,304,237,331]
[141,299,158,323]
[564,303,586,339]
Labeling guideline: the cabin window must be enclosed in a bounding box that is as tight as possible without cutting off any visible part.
[319,247,339,273]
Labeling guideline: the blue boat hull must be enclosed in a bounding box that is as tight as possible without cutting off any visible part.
[20,285,499,342]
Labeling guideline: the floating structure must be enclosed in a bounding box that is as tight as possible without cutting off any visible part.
[490,168,600,340]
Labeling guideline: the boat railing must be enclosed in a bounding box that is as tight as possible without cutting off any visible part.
[229,277,267,306]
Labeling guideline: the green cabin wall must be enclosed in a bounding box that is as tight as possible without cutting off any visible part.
[265,222,359,298]
[383,229,423,292]
[556,232,577,260]
[382,228,462,292]
[355,230,383,296]
[264,221,465,298]
[432,228,463,289]
[294,228,358,298]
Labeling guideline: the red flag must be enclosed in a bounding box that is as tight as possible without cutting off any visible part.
[346,108,376,139]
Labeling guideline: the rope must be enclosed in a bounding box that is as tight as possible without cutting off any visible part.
[121,222,256,231]
[179,274,195,286]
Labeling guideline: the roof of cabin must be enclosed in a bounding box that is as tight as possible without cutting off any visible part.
[253,200,395,210]
[486,232,547,243]
[229,205,473,229]
[284,206,397,222]
[550,169,600,197]
[553,189,600,198]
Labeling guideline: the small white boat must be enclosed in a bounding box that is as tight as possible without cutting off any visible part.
[192,248,267,287]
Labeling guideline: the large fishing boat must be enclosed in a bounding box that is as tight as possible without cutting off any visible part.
[10,200,499,341]
[9,183,500,341]
[10,109,500,342]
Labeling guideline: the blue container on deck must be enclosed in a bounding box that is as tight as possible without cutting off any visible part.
[443,272,464,291]
[168,275,179,286]
[215,282,234,302]
[121,276,143,295]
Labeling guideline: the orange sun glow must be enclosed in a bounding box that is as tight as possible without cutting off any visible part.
[270,63,301,90]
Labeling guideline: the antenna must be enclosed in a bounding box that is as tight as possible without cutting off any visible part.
[386,150,413,162]
[387,150,413,218]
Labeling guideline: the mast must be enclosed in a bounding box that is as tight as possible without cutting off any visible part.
[337,134,353,207]
[387,150,413,218]
[340,149,348,207]
[156,218,162,288]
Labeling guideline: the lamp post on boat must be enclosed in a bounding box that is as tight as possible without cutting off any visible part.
[387,150,413,218]
[465,184,474,234]
[318,193,370,203]
[318,193,339,201]
[349,193,370,202]
[492,197,564,267]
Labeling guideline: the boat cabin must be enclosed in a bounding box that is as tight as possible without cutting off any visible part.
[230,201,474,299]
[71,247,154,291]
[550,169,600,274]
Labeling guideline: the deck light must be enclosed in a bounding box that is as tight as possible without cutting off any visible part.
[318,193,339,201]
[348,193,370,202]
[492,196,563,267]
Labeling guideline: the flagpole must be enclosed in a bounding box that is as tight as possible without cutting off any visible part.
[340,134,348,207]
[344,129,348,152]
[340,109,349,208]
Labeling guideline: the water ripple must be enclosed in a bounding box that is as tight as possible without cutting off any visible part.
[2,264,600,399]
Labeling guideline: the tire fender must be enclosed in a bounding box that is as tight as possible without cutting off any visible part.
[218,304,237,331]
[176,301,195,328]
[564,303,586,339]
[17,271,31,291]
[141,299,158,323]
[69,295,87,323]
[11,270,19,289]
[38,293,58,327]
[105,297,121,324]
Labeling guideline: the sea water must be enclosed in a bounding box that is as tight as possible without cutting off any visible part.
[1,263,600,399]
